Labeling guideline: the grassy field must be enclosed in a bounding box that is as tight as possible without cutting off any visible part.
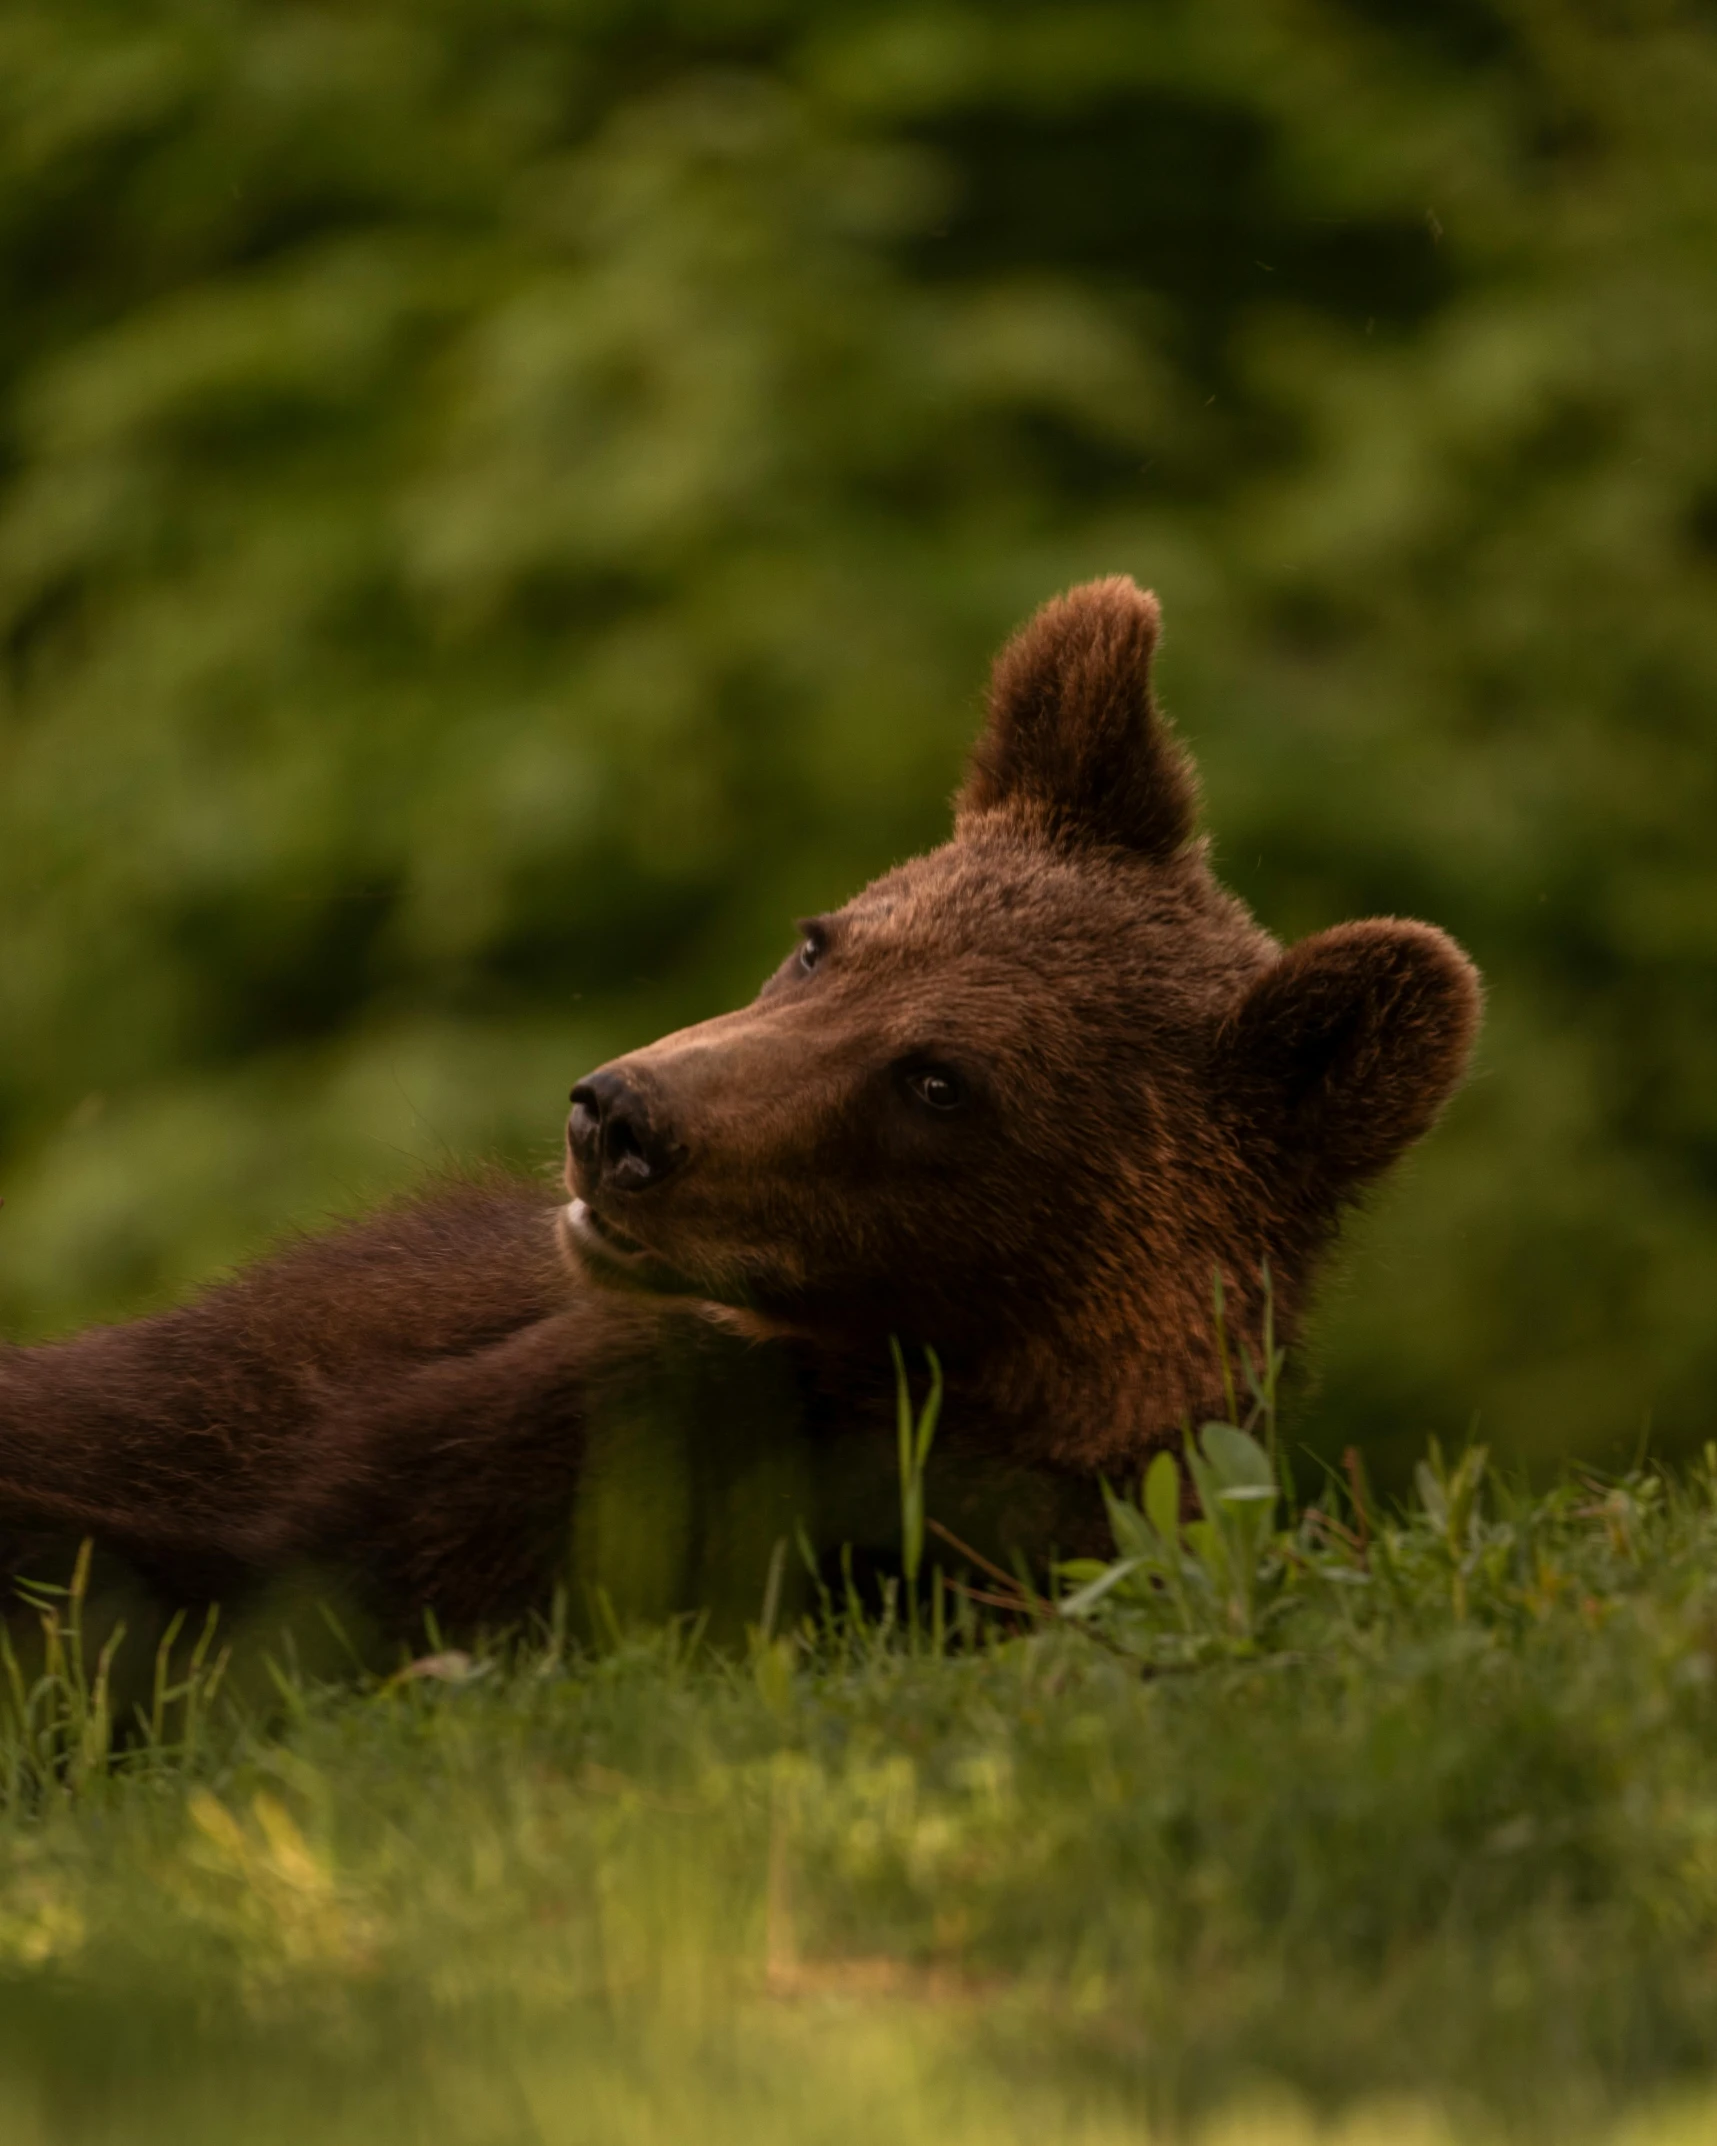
[5,1422,1717,2144]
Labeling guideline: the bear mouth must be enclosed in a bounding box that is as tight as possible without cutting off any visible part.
[565,1197,646,1260]
[559,1197,697,1297]
[559,1199,818,1344]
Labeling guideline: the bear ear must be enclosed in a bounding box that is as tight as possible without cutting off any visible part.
[956,576,1199,858]
[1224,920,1482,1204]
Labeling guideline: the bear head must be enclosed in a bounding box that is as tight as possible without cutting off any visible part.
[561,577,1480,1472]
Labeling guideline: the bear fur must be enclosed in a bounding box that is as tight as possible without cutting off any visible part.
[0,579,1480,1638]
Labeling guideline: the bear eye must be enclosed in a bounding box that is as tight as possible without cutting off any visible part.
[906,1067,965,1114]
[797,922,827,975]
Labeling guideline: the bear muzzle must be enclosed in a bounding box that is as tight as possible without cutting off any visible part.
[561,1065,700,1290]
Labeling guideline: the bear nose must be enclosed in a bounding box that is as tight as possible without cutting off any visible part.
[567,1069,680,1193]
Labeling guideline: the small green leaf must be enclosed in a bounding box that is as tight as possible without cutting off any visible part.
[1058,1557,1147,1619]
[1199,1422,1276,1494]
[1183,1517,1227,1585]
[1104,1486,1162,1566]
[1058,1559,1112,1588]
[1144,1451,1181,1551]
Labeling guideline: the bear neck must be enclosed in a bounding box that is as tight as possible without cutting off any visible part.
[663,1183,1332,1477]
[973,1210,1332,1474]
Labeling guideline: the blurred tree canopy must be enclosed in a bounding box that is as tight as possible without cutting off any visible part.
[1,0,1714,1474]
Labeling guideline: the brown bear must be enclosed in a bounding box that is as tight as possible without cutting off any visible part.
[0,578,1479,1638]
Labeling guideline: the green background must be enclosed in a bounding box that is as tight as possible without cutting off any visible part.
[1,0,1714,1477]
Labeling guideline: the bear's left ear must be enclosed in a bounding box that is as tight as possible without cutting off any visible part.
[1223,920,1482,1203]
[956,576,1199,858]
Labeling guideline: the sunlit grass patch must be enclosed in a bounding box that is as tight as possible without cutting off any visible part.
[3,1418,1717,2138]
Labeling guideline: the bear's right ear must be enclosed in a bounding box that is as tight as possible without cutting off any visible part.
[956,576,1199,859]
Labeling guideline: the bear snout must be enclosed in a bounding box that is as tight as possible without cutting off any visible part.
[566,1068,686,1196]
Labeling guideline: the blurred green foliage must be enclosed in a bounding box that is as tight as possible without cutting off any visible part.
[1,0,1714,1472]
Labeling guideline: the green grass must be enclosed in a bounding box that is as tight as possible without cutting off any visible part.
[7,1429,1717,2142]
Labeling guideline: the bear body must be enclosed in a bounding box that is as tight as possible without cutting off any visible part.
[0,580,1480,1636]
